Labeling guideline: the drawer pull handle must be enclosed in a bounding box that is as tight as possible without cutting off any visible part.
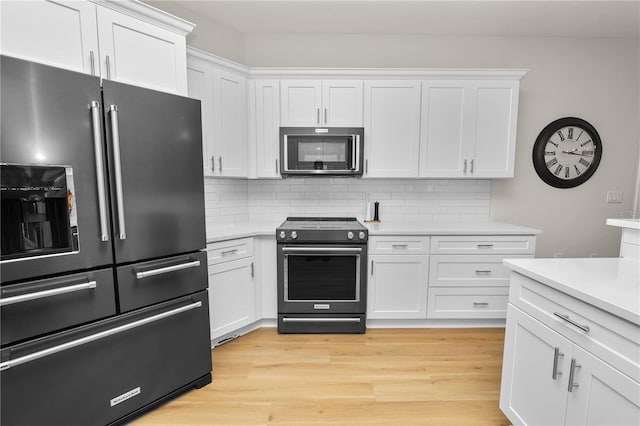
[392,244,409,249]
[473,302,489,307]
[553,312,590,333]
[0,301,202,371]
[136,260,201,280]
[0,281,97,307]
[552,347,564,380]
[475,270,492,274]
[221,249,239,256]
[567,358,581,392]
[476,244,494,248]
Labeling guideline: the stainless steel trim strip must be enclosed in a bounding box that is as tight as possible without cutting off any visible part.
[109,105,126,240]
[0,281,97,307]
[136,260,201,280]
[552,347,564,380]
[0,301,202,371]
[553,312,590,333]
[90,101,110,242]
[282,317,361,323]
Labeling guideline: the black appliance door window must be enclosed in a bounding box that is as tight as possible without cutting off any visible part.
[284,248,361,302]
[286,136,354,171]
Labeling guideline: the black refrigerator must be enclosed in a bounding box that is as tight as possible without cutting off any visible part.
[0,55,212,425]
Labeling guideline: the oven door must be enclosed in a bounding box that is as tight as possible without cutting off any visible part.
[278,245,366,314]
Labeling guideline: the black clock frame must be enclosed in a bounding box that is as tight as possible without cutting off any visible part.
[532,117,602,189]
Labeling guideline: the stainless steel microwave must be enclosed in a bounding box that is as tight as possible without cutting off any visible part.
[280,127,364,177]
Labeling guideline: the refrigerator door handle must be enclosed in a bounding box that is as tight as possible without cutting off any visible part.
[90,101,110,242]
[0,301,203,371]
[136,260,201,280]
[0,281,97,307]
[109,105,127,240]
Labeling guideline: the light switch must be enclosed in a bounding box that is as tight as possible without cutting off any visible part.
[606,191,623,203]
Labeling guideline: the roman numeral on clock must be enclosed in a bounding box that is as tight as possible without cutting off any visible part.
[557,130,565,141]
[581,140,592,147]
[546,158,558,168]
[545,151,556,155]
[554,164,563,176]
[565,167,570,178]
[548,139,558,147]
[574,165,581,175]
[567,128,574,139]
[579,158,591,167]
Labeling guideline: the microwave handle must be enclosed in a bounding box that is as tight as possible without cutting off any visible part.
[351,135,359,171]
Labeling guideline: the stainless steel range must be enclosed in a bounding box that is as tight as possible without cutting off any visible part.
[276,217,368,334]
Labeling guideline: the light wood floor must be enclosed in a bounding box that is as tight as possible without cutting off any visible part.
[134,328,511,425]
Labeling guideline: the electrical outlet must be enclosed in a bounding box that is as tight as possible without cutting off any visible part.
[606,191,623,203]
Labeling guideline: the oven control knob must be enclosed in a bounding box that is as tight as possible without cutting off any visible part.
[347,231,354,240]
[279,231,286,239]
[291,231,298,240]
[358,231,366,240]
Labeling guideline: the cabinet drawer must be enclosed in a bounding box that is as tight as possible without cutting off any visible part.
[368,236,429,255]
[430,235,536,255]
[427,287,508,319]
[429,254,533,287]
[207,238,254,264]
[510,272,640,382]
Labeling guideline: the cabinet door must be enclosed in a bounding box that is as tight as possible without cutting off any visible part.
[96,5,188,94]
[363,80,422,178]
[208,257,256,340]
[322,80,364,127]
[470,82,519,177]
[212,68,248,177]
[565,346,640,426]
[0,0,100,75]
[500,304,572,426]
[280,80,322,126]
[367,255,428,319]
[253,79,281,178]
[419,81,471,177]
[187,56,215,177]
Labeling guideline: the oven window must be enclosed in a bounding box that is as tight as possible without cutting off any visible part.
[285,254,358,301]
[1,164,78,261]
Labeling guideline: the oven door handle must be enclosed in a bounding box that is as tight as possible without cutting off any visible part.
[281,247,362,254]
[282,317,362,323]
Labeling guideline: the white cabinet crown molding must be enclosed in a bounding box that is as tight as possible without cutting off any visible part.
[187,47,250,75]
[92,0,195,36]
[247,67,528,80]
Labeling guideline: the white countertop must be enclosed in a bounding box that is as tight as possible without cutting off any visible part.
[206,220,541,243]
[504,258,640,325]
[607,218,640,230]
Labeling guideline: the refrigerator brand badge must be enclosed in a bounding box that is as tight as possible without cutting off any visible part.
[110,387,141,407]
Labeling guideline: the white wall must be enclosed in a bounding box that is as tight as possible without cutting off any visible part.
[238,34,639,258]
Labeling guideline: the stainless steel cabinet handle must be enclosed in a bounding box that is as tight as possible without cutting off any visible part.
[324,108,327,124]
[552,347,564,380]
[136,260,201,280]
[463,159,467,173]
[317,108,320,124]
[219,156,223,173]
[371,260,374,275]
[567,358,581,392]
[365,159,369,174]
[211,156,215,172]
[90,101,110,242]
[275,158,279,174]
[89,51,95,76]
[553,312,590,333]
[109,105,126,240]
[0,301,202,371]
[105,55,111,80]
[477,244,494,248]
[473,302,489,307]
[282,247,362,254]
[470,159,474,173]
[0,281,97,307]
[250,262,255,278]
[282,317,361,323]
[221,249,238,256]
[392,244,409,249]
[475,270,492,274]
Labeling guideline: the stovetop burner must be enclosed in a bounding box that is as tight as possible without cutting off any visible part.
[277,217,368,243]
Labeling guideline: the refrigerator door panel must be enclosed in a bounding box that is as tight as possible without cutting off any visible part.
[0,268,116,347]
[1,291,212,426]
[116,251,208,313]
[0,55,113,283]
[102,80,206,264]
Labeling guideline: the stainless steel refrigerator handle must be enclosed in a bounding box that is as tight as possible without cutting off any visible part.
[0,281,97,307]
[109,105,127,240]
[282,317,361,323]
[136,260,201,280]
[90,101,110,242]
[553,312,590,333]
[281,247,362,254]
[0,301,202,371]
[552,347,564,380]
[89,51,95,76]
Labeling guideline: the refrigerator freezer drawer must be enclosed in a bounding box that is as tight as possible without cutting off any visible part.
[116,251,208,313]
[0,268,117,346]
[1,291,212,426]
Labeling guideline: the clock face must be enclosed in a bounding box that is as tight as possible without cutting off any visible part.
[532,118,602,188]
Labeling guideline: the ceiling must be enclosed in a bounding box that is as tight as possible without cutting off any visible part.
[146,1,640,38]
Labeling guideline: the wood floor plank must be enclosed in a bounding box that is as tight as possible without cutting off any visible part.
[133,328,510,425]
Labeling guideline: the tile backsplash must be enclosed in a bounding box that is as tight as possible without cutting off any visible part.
[205,178,491,234]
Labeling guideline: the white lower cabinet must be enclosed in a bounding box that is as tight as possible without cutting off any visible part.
[207,238,256,342]
[500,277,640,426]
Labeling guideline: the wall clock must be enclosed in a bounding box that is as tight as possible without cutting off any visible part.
[532,117,602,188]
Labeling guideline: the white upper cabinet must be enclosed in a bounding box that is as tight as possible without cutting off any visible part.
[363,80,422,178]
[419,80,519,178]
[186,56,214,177]
[280,80,363,127]
[249,80,281,178]
[1,0,192,95]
